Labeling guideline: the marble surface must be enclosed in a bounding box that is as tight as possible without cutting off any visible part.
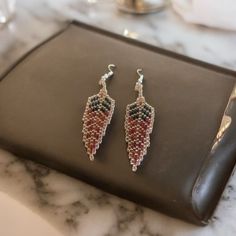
[0,0,236,235]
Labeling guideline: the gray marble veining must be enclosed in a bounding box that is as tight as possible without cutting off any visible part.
[0,0,236,235]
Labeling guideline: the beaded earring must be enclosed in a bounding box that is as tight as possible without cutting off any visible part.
[125,69,155,171]
[82,64,116,160]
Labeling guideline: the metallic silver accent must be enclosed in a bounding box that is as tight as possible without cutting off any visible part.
[135,68,144,99]
[137,69,144,84]
[116,0,169,14]
[99,64,116,95]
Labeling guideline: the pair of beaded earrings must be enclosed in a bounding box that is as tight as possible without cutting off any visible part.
[82,64,155,172]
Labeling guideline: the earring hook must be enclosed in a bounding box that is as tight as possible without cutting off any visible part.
[137,69,144,84]
[101,64,116,81]
[108,64,116,74]
[99,64,116,94]
[135,68,144,99]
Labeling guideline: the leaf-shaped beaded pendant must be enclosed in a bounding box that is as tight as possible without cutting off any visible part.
[125,69,155,172]
[82,65,115,161]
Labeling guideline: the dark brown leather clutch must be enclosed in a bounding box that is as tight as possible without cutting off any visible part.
[0,21,236,225]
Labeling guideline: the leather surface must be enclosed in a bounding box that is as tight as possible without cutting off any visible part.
[0,22,235,225]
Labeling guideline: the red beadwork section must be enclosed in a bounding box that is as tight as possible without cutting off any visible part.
[82,93,114,160]
[125,102,154,171]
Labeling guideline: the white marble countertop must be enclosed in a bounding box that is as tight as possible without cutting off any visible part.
[0,0,236,235]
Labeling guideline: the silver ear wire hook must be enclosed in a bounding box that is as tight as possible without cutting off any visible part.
[108,64,116,76]
[99,64,116,94]
[101,64,116,80]
[135,68,144,99]
[137,69,144,84]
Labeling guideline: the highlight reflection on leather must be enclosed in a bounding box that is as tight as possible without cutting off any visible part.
[212,84,236,152]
